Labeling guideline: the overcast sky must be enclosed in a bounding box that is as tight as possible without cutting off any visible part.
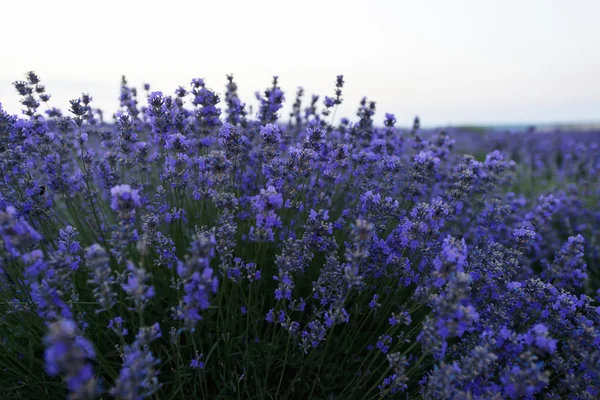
[1,0,599,126]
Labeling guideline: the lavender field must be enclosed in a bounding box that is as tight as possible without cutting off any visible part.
[0,72,599,399]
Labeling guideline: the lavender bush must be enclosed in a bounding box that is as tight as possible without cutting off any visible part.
[1,71,599,399]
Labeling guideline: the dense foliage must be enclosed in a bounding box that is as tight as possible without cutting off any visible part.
[1,71,599,399]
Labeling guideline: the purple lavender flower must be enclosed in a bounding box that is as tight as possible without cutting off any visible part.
[379,353,408,395]
[384,113,396,127]
[175,232,218,331]
[110,184,141,261]
[190,352,205,369]
[252,186,283,212]
[369,294,381,310]
[523,324,557,354]
[191,82,221,128]
[224,74,247,127]
[259,123,281,163]
[111,324,162,399]
[218,122,247,160]
[85,243,116,313]
[257,76,284,124]
[542,235,587,291]
[121,261,155,312]
[164,133,190,153]
[108,316,129,337]
[300,320,327,353]
[110,184,141,213]
[0,205,42,257]
[44,319,99,399]
[432,235,467,286]
[376,334,392,354]
[250,186,283,242]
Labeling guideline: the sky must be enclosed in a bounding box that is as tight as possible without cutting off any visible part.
[1,0,599,127]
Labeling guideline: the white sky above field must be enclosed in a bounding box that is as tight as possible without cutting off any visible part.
[1,0,599,126]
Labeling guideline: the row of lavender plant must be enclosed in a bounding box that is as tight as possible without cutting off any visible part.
[0,71,599,399]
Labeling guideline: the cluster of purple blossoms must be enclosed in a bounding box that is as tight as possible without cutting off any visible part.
[121,261,155,313]
[0,205,43,258]
[175,232,219,331]
[256,76,285,124]
[1,71,599,399]
[110,184,141,214]
[110,184,141,262]
[43,319,99,399]
[111,323,162,399]
[85,243,116,313]
[250,185,283,242]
